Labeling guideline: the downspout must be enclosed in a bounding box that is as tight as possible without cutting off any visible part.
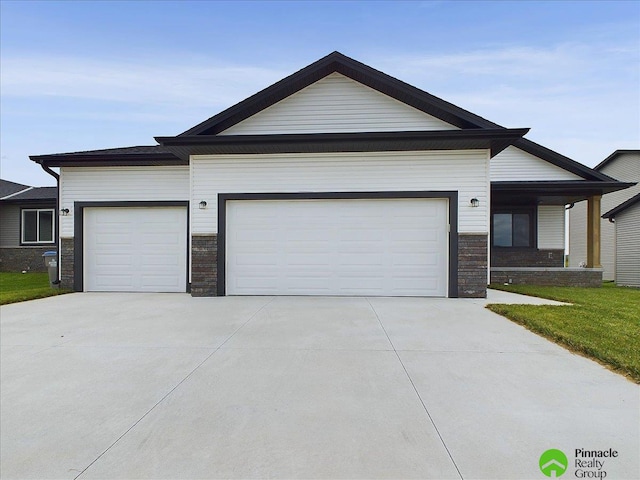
[39,161,61,285]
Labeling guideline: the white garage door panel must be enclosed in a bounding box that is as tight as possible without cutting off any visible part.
[84,207,187,292]
[226,198,448,296]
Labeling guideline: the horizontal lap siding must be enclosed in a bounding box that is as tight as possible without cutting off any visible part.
[219,73,458,135]
[191,150,489,234]
[491,146,582,181]
[537,206,565,249]
[59,166,189,237]
[615,206,640,287]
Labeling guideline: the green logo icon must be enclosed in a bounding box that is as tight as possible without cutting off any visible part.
[539,449,568,477]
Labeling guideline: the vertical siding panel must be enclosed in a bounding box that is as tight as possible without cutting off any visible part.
[219,73,458,135]
[191,150,488,234]
[0,205,20,247]
[492,146,582,181]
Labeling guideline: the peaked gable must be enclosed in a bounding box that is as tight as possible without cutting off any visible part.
[491,146,582,181]
[219,73,458,135]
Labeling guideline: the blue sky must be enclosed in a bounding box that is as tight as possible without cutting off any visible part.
[1,0,638,186]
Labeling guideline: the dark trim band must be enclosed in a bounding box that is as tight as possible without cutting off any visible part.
[217,191,459,297]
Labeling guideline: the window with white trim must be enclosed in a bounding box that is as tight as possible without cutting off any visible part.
[21,209,55,244]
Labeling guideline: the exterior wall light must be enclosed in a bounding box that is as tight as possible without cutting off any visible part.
[60,208,70,216]
[199,201,207,209]
[470,198,479,208]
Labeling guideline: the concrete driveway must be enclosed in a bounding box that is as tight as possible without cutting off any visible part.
[1,293,638,479]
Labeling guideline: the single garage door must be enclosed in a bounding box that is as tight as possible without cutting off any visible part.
[84,207,187,292]
[226,198,448,296]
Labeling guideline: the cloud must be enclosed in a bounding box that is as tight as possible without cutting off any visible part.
[0,55,287,109]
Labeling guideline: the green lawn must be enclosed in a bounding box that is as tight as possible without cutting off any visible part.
[488,283,640,383]
[0,272,71,305]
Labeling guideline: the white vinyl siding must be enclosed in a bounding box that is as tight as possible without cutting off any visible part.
[59,166,189,238]
[219,73,458,135]
[191,150,489,235]
[226,198,448,297]
[537,205,565,249]
[491,146,582,181]
[615,205,640,287]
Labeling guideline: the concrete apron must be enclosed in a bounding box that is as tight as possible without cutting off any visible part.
[1,293,638,479]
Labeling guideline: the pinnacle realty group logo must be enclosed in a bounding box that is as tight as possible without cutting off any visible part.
[539,448,618,478]
[540,449,568,478]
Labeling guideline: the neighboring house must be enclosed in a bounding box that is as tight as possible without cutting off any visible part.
[569,150,640,282]
[29,52,633,297]
[602,194,640,287]
[0,179,57,272]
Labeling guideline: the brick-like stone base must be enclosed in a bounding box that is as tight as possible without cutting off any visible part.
[491,248,564,267]
[0,246,55,272]
[191,235,217,296]
[490,268,602,287]
[60,238,74,290]
[458,234,488,298]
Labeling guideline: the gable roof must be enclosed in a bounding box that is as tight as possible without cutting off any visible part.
[602,192,640,219]
[28,51,625,187]
[7,186,57,202]
[0,179,31,199]
[0,179,56,203]
[170,51,611,182]
[179,51,496,136]
[594,149,640,171]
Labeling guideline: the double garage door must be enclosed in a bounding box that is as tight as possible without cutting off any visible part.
[82,199,448,296]
[225,198,449,297]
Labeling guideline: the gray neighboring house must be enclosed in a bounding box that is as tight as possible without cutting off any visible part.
[0,179,57,272]
[569,150,640,284]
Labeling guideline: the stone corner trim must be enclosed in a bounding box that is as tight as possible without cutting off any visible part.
[191,234,218,297]
[60,237,74,290]
[458,233,488,298]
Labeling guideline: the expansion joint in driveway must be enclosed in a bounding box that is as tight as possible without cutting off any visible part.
[365,298,464,480]
[73,296,276,479]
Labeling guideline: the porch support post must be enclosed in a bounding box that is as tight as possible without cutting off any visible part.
[586,194,602,268]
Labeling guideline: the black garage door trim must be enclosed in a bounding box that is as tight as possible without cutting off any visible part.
[217,191,459,297]
[74,201,189,292]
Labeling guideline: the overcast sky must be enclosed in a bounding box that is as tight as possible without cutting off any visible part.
[1,0,638,186]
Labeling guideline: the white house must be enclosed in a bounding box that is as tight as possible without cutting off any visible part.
[569,150,640,283]
[30,52,633,298]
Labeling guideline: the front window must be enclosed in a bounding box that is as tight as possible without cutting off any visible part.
[492,211,533,247]
[21,209,55,244]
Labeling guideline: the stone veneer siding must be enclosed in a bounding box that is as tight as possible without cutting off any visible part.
[0,246,55,272]
[491,248,564,267]
[458,234,488,298]
[60,238,74,289]
[490,268,602,287]
[191,235,217,296]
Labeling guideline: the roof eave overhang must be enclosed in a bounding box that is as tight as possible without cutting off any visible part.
[0,197,57,205]
[29,153,187,167]
[602,193,640,219]
[156,128,529,160]
[492,181,637,205]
